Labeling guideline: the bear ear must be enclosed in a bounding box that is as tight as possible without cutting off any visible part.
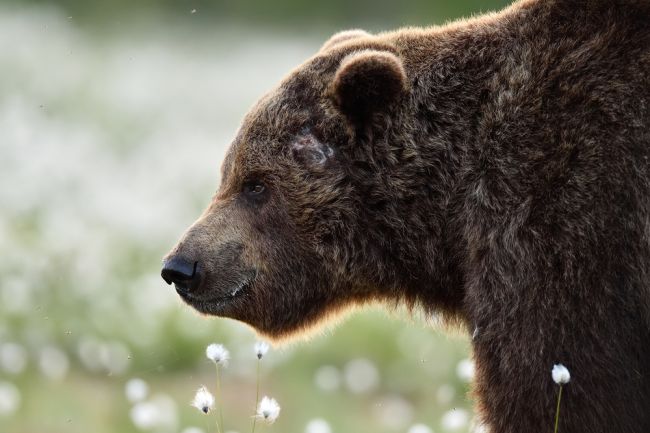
[330,49,407,122]
[320,29,371,52]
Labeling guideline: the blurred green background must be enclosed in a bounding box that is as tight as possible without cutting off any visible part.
[0,1,510,432]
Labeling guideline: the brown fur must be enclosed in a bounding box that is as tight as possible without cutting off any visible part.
[164,0,650,431]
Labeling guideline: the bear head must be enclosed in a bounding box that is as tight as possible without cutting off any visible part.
[162,31,459,340]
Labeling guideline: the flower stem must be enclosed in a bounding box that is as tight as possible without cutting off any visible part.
[216,365,224,433]
[205,415,212,433]
[251,359,260,433]
[553,385,563,433]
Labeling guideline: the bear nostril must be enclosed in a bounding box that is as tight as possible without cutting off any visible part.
[161,257,200,293]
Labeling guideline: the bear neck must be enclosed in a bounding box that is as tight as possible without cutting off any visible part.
[351,8,527,321]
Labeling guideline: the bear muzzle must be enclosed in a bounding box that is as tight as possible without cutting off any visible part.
[161,239,259,316]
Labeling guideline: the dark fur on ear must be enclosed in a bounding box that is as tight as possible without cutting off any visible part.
[320,29,371,52]
[330,49,407,121]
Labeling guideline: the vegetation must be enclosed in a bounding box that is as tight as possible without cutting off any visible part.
[0,1,510,432]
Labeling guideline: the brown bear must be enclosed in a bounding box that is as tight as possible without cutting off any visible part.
[161,0,650,431]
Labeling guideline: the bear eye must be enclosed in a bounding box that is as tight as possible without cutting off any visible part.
[243,181,266,196]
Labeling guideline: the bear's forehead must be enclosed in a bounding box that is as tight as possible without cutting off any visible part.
[218,53,344,189]
[218,84,315,184]
[239,62,335,139]
[238,96,310,151]
[222,40,393,173]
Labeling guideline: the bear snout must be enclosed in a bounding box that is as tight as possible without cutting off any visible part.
[162,235,260,316]
[161,255,202,295]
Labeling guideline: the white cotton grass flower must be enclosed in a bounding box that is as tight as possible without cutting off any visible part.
[130,394,178,430]
[191,386,215,414]
[407,424,433,433]
[552,364,571,433]
[130,401,160,429]
[305,418,332,433]
[206,344,230,366]
[0,381,21,416]
[372,395,414,429]
[256,396,281,424]
[456,358,475,382]
[125,378,149,402]
[552,364,571,385]
[181,428,206,433]
[441,408,470,430]
[255,341,270,359]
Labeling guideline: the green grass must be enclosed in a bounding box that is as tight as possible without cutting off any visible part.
[1,311,474,433]
[0,4,485,432]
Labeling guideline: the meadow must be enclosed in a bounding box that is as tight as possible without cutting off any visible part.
[0,2,508,432]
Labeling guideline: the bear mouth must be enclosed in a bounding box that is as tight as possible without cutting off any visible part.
[176,270,257,314]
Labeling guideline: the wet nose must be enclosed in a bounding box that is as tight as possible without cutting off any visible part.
[161,256,201,293]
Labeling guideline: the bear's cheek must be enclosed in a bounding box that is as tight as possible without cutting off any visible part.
[211,234,337,334]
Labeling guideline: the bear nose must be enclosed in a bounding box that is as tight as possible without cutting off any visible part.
[161,257,201,293]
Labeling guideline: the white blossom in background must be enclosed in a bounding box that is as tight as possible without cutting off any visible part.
[552,364,571,385]
[344,358,379,394]
[372,395,414,430]
[206,344,230,366]
[155,394,179,429]
[441,409,469,431]
[408,423,434,433]
[181,428,205,433]
[314,365,341,392]
[0,343,28,374]
[256,396,281,424]
[192,386,215,414]
[39,345,69,380]
[130,394,178,430]
[305,418,331,433]
[0,381,21,416]
[254,341,270,359]
[125,378,149,403]
[456,358,475,382]
[130,401,159,429]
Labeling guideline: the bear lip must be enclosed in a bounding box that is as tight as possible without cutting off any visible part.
[175,270,257,311]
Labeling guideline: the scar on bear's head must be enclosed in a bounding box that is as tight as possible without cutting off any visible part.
[290,132,335,170]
